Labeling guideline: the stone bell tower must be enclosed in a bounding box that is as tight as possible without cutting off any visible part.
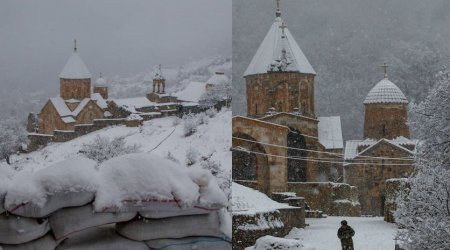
[94,72,108,99]
[59,39,92,100]
[363,63,410,139]
[152,64,165,94]
[244,0,316,118]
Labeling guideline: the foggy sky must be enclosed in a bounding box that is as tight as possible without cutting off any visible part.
[0,0,231,94]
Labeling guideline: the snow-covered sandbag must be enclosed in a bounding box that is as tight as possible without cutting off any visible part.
[7,192,94,219]
[49,204,136,240]
[5,157,98,218]
[94,153,201,212]
[245,236,315,250]
[139,171,228,218]
[139,207,214,219]
[0,234,56,250]
[0,214,50,245]
[188,168,228,209]
[116,211,227,241]
[56,226,148,250]
[145,236,231,250]
[0,167,15,214]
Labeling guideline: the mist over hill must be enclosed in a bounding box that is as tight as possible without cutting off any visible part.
[233,0,450,140]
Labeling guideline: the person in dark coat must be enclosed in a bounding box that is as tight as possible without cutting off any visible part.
[337,220,355,250]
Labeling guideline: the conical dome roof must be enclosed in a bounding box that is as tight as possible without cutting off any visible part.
[363,78,408,104]
[59,51,91,79]
[244,17,315,77]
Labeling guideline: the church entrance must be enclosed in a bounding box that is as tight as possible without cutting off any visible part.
[287,128,307,182]
[232,132,270,194]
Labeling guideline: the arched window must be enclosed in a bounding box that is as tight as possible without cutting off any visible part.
[278,100,282,112]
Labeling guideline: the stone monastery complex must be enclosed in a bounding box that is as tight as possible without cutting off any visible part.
[27,41,229,151]
[232,1,416,219]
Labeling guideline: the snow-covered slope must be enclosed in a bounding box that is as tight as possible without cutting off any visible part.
[6,110,231,176]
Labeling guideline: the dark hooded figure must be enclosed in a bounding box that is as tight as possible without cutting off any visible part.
[337,220,355,250]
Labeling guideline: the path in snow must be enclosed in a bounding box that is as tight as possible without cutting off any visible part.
[286,216,398,250]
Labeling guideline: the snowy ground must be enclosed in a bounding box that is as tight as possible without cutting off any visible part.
[4,109,231,173]
[286,217,398,250]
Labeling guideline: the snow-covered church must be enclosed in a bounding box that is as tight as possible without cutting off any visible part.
[28,41,230,148]
[232,1,415,218]
[233,1,344,193]
[37,43,109,134]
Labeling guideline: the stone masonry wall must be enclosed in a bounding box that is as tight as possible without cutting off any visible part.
[364,103,409,140]
[384,178,409,223]
[288,182,361,216]
[344,142,414,216]
[245,72,315,118]
[60,78,91,100]
[233,205,305,250]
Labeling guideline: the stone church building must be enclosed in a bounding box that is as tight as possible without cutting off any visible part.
[232,2,415,217]
[37,43,109,134]
[344,70,416,215]
[232,3,344,194]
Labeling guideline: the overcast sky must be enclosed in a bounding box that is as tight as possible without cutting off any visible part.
[0,0,231,93]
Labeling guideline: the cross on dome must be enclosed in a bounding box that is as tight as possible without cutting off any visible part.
[381,63,388,78]
[74,39,77,52]
[279,22,287,36]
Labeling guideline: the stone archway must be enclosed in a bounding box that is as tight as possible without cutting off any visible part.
[232,116,289,194]
[232,132,270,194]
[287,128,307,182]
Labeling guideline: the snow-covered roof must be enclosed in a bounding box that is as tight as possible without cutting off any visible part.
[113,97,156,113]
[50,97,72,117]
[244,17,316,77]
[231,182,291,215]
[344,140,361,160]
[207,72,229,85]
[65,98,80,104]
[363,78,408,104]
[72,98,91,116]
[173,81,207,103]
[390,136,418,146]
[61,116,76,123]
[49,97,102,123]
[59,52,92,79]
[91,93,108,109]
[95,76,106,86]
[126,114,143,121]
[344,137,417,160]
[318,116,343,150]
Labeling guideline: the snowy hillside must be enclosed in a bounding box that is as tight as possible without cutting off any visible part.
[107,55,231,98]
[3,110,231,187]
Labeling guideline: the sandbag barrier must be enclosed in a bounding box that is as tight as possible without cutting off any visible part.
[0,154,231,249]
[0,202,231,249]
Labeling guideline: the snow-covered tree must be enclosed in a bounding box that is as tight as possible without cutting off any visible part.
[185,147,199,166]
[0,118,27,165]
[199,82,232,108]
[183,113,199,137]
[395,67,450,249]
[80,135,141,163]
